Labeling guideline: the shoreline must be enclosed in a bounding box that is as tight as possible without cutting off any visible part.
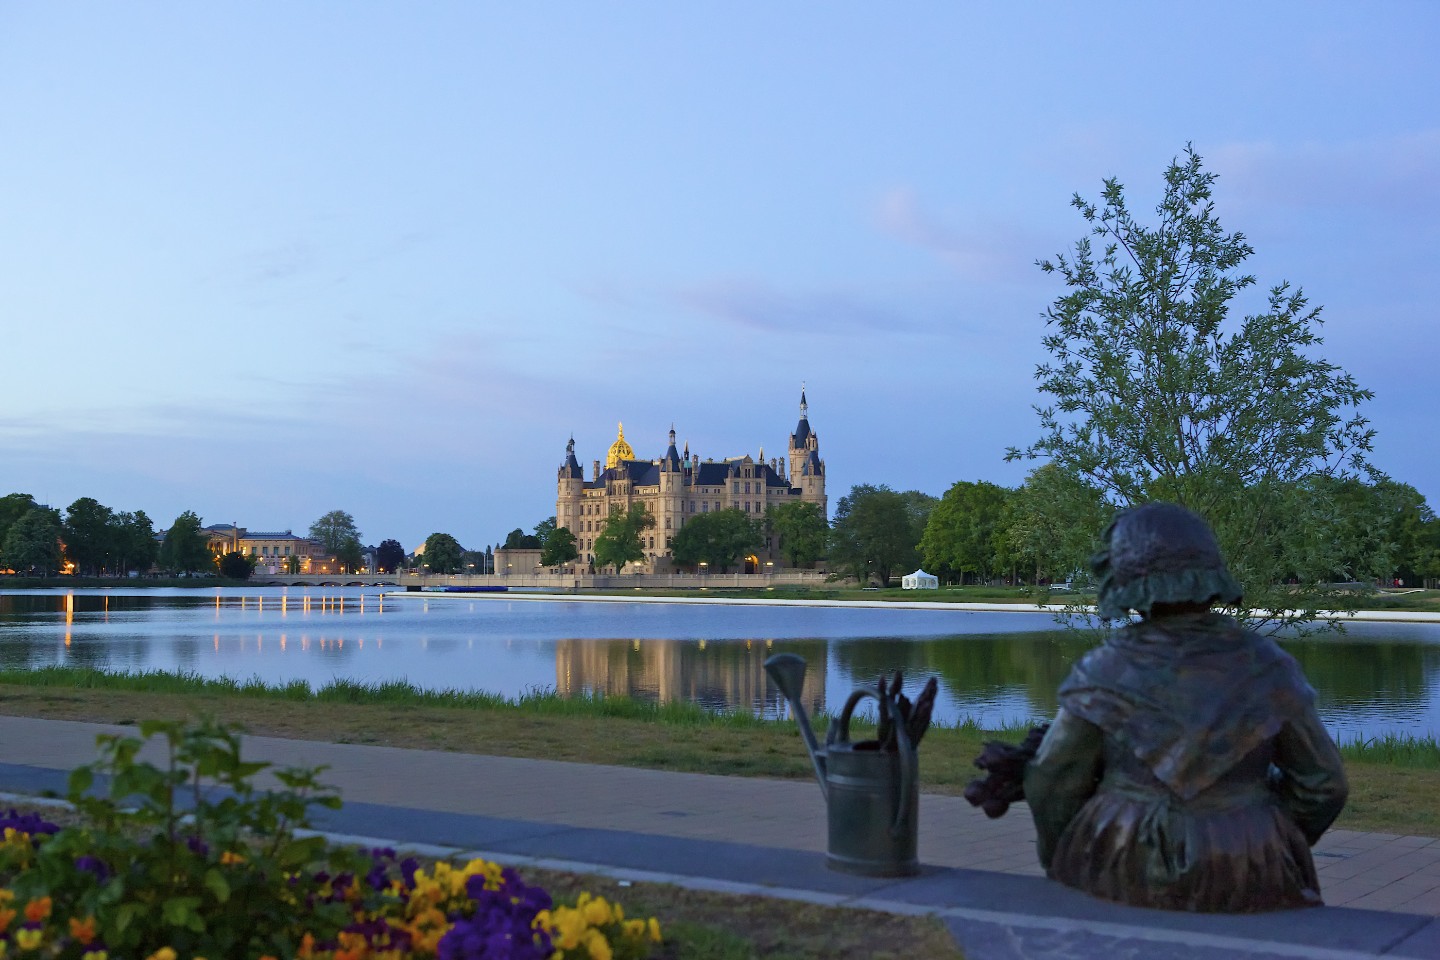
[382,591,1440,624]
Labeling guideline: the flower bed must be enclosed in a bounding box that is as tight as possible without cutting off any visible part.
[0,719,662,960]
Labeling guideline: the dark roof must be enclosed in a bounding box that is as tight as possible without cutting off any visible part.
[791,416,811,446]
[693,461,731,485]
[662,442,681,470]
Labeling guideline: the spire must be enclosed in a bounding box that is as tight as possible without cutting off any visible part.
[791,385,812,448]
[662,424,681,471]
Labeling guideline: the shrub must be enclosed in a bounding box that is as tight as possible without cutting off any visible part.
[0,719,662,959]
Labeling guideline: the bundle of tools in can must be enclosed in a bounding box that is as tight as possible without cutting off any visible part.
[765,653,938,876]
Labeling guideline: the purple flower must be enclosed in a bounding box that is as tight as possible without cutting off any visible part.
[0,809,59,843]
[73,855,111,881]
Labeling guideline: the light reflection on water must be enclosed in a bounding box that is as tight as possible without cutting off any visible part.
[1,587,1437,742]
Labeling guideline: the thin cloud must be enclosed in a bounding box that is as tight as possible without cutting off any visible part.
[1210,131,1440,214]
[873,187,1040,282]
[677,279,914,335]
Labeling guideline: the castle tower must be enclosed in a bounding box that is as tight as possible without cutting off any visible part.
[556,436,584,536]
[787,388,826,517]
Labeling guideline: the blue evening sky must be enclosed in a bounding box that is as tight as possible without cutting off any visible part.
[2,3,1435,551]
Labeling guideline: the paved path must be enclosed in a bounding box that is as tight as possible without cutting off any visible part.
[388,590,1440,624]
[0,716,1436,959]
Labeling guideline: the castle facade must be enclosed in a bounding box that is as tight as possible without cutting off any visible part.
[557,391,826,572]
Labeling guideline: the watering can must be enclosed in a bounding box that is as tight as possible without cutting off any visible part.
[764,653,919,877]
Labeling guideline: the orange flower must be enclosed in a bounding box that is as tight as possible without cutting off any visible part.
[69,916,98,945]
[23,897,51,923]
[219,851,246,865]
[0,906,16,933]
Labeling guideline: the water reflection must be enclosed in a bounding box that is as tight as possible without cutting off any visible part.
[0,589,1437,740]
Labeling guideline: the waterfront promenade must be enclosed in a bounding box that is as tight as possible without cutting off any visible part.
[388,589,1440,625]
[0,715,1435,958]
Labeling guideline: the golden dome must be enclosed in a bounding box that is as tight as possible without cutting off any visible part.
[605,422,635,469]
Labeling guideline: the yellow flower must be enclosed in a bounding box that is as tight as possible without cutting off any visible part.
[144,948,177,960]
[15,927,44,950]
[582,896,612,927]
[82,950,108,960]
[583,928,612,960]
[648,917,663,942]
[219,850,246,865]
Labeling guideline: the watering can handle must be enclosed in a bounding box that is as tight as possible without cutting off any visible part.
[828,688,915,838]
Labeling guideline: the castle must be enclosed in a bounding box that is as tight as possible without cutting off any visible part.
[557,390,826,572]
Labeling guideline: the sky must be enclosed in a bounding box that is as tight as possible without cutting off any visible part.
[2,3,1436,552]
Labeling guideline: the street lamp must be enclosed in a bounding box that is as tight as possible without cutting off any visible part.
[699,562,708,576]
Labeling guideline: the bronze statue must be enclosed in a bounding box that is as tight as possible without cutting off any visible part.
[977,503,1348,912]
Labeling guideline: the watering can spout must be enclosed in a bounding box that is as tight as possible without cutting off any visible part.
[764,653,827,799]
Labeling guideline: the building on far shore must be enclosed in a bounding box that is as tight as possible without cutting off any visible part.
[557,390,827,573]
[202,524,331,573]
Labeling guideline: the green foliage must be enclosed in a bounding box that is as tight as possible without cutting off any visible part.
[1009,145,1380,632]
[158,511,212,575]
[422,532,465,573]
[308,509,361,554]
[5,718,355,959]
[0,493,39,546]
[828,484,931,587]
[1000,465,1112,584]
[113,509,158,575]
[541,526,580,568]
[375,538,406,574]
[766,501,828,568]
[1,507,62,575]
[672,509,761,573]
[62,497,116,576]
[217,550,255,580]
[919,480,1012,583]
[503,527,542,550]
[593,503,654,572]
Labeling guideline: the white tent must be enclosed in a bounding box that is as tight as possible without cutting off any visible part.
[902,569,938,590]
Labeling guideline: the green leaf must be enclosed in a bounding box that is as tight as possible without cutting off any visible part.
[202,866,232,903]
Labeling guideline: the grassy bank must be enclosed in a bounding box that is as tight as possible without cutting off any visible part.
[0,667,1435,837]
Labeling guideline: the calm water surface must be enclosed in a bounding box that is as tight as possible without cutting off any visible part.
[1,587,1437,742]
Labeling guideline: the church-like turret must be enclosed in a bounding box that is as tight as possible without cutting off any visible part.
[787,388,826,517]
[557,437,584,537]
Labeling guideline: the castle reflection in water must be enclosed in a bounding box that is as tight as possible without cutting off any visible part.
[552,637,828,718]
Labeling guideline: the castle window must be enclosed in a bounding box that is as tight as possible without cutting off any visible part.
[664,517,671,529]
[701,502,708,513]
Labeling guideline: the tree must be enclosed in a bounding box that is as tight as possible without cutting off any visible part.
[999,465,1112,585]
[284,554,302,575]
[113,510,158,576]
[63,497,116,576]
[159,511,213,574]
[593,503,654,572]
[217,550,255,580]
[375,539,406,574]
[309,510,362,554]
[540,527,579,568]
[502,527,542,550]
[672,509,761,573]
[422,533,464,573]
[1008,146,1378,631]
[828,484,928,587]
[533,517,557,546]
[920,481,1013,584]
[2,508,61,576]
[767,501,828,568]
[0,493,38,546]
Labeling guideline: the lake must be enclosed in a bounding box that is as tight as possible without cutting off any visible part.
[1,587,1437,742]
